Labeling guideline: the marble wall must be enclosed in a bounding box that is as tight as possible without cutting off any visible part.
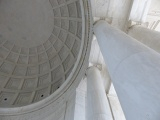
[91,0,133,30]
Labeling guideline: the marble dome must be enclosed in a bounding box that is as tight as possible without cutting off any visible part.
[0,0,86,107]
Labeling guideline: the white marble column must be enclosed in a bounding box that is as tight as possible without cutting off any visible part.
[89,36,112,93]
[128,25,160,53]
[94,20,160,120]
[86,66,113,120]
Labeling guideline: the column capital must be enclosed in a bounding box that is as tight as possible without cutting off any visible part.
[86,64,102,76]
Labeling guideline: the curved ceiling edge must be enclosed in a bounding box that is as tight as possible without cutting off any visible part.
[0,0,92,115]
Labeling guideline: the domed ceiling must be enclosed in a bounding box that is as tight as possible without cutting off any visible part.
[0,0,84,107]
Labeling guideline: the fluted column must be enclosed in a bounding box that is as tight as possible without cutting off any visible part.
[94,20,160,120]
[86,66,113,120]
[128,25,160,53]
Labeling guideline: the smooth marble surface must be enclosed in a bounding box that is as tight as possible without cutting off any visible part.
[86,66,113,120]
[94,20,160,120]
[128,25,160,53]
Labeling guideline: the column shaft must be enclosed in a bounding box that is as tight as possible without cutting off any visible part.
[94,20,160,120]
[128,25,160,53]
[87,66,113,120]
